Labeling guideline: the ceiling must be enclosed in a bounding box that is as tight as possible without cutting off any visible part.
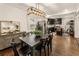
[0,3,79,17]
[26,3,79,15]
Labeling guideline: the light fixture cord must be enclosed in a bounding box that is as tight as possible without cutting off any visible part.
[36,3,39,9]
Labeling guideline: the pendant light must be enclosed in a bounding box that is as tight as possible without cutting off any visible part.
[27,3,46,17]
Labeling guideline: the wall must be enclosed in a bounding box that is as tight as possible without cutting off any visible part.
[0,4,46,33]
[27,14,46,32]
[0,4,28,32]
[74,12,79,38]
[61,13,79,38]
[62,14,74,31]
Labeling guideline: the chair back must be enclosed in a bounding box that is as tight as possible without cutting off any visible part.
[11,43,19,56]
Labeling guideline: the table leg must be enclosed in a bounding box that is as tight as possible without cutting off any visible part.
[31,47,33,56]
[21,41,24,48]
[50,40,52,52]
[48,45,49,56]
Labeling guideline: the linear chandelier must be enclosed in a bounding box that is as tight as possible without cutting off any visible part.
[27,4,46,17]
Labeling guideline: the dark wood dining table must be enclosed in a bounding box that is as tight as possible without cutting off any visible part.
[19,34,49,56]
[19,34,41,56]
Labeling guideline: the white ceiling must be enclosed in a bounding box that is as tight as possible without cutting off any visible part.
[27,3,78,15]
[0,3,79,16]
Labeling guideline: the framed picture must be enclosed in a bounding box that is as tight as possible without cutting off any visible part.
[0,21,20,35]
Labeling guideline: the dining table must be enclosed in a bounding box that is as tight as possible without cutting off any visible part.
[19,33,49,56]
[19,34,41,56]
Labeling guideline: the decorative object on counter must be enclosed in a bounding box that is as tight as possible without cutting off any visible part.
[31,30,42,39]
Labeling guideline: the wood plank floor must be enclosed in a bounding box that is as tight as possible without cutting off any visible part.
[1,34,79,56]
[52,34,79,56]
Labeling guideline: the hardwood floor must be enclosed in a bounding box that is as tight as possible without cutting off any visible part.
[1,34,79,56]
[0,48,14,56]
[52,34,79,56]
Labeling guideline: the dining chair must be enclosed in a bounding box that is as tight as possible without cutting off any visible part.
[35,38,47,56]
[47,33,53,55]
[10,42,19,56]
[18,45,31,56]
